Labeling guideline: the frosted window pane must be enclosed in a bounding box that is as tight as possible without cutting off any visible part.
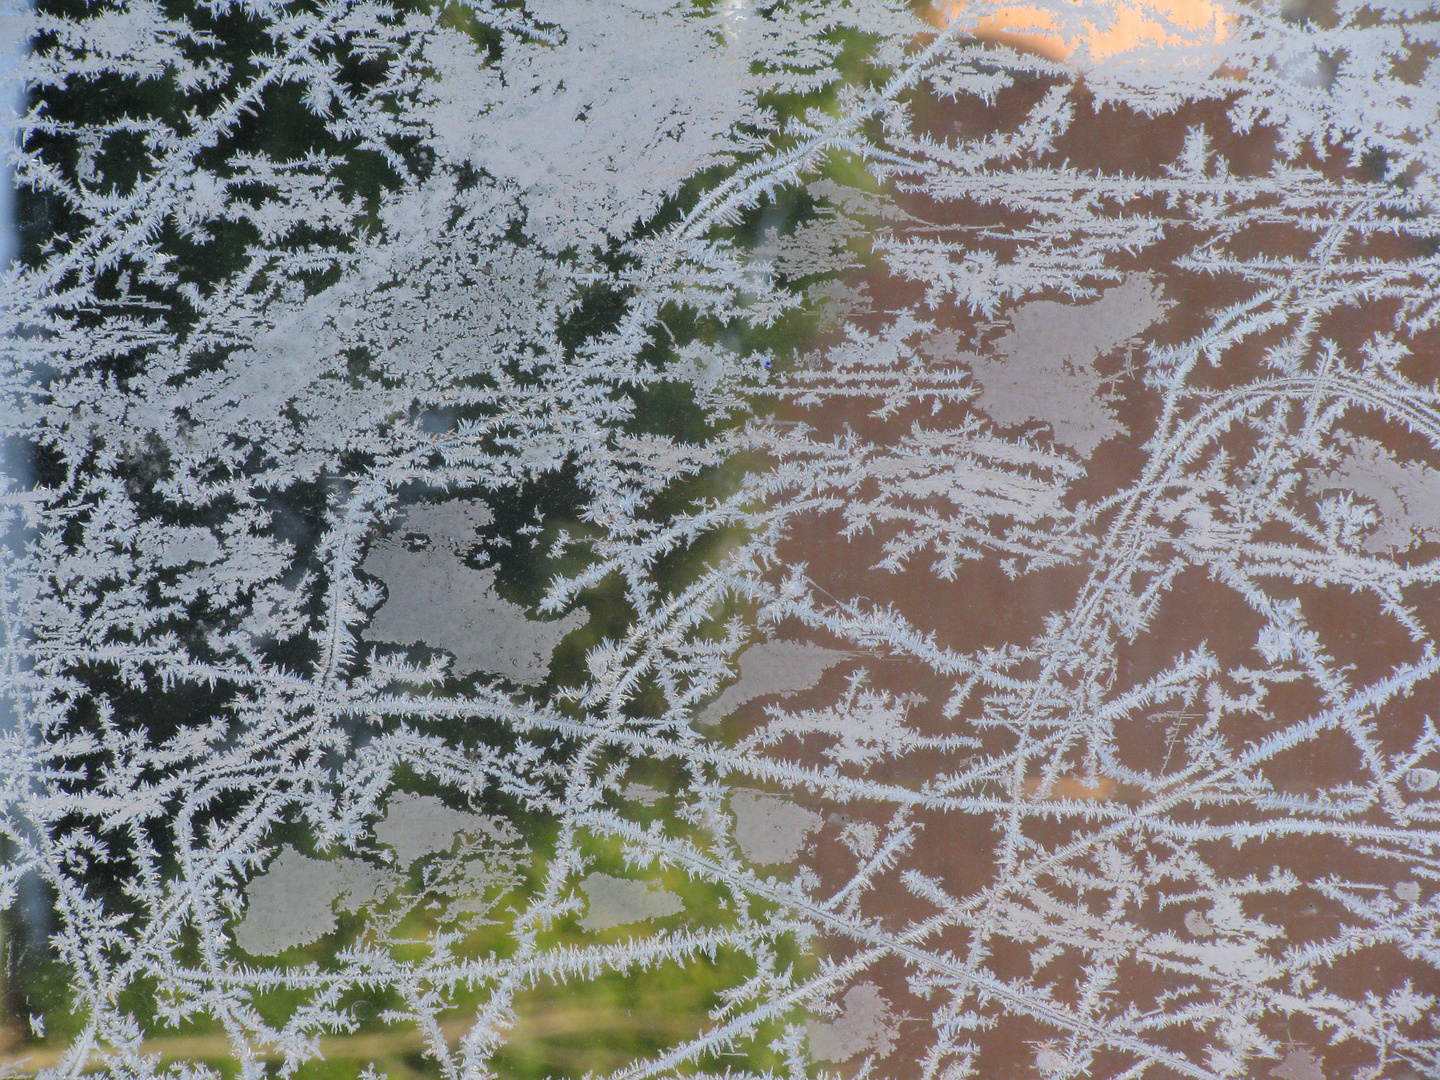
[3,2,1440,1080]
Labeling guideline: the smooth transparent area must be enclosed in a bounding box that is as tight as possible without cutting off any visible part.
[3,2,1440,1080]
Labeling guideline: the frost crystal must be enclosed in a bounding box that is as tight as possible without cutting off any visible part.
[6,0,1440,1078]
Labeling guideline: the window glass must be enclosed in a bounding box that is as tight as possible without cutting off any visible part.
[4,3,1439,1079]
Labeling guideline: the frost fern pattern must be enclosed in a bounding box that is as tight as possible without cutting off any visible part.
[3,2,1440,1080]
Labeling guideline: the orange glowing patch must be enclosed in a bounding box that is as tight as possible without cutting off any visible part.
[1022,776,1117,800]
[930,0,1230,63]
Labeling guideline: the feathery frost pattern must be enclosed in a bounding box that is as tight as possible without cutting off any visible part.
[3,1,1440,1079]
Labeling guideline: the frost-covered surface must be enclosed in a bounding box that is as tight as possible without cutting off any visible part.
[697,639,850,724]
[235,793,522,955]
[805,983,896,1063]
[362,501,585,683]
[4,1,1440,1079]
[1307,435,1440,553]
[575,872,684,932]
[729,791,823,864]
[966,275,1169,455]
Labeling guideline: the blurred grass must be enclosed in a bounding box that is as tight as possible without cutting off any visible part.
[0,813,808,1080]
[0,994,707,1078]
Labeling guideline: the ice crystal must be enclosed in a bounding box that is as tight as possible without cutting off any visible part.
[5,0,1440,1079]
